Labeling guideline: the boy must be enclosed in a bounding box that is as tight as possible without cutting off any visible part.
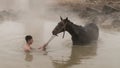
[24,35,33,52]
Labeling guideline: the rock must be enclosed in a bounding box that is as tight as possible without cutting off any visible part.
[102,5,119,14]
[80,7,100,18]
[112,20,120,28]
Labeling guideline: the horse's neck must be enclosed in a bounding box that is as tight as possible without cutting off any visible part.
[66,23,80,37]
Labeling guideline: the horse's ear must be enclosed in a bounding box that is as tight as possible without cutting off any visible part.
[60,16,63,20]
[66,17,68,20]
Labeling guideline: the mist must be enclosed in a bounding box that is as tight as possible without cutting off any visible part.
[0,0,120,68]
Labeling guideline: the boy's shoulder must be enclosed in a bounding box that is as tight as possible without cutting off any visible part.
[24,44,31,51]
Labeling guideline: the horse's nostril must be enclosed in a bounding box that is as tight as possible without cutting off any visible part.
[52,31,54,34]
[52,31,56,35]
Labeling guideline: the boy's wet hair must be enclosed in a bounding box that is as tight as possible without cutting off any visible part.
[25,35,32,43]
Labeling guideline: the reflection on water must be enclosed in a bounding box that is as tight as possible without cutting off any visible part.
[25,52,33,62]
[52,43,97,68]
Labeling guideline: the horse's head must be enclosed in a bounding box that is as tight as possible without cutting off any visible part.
[52,17,70,37]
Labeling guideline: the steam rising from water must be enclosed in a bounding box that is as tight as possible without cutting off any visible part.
[0,0,120,68]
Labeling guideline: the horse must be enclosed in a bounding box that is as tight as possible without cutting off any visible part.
[52,17,99,45]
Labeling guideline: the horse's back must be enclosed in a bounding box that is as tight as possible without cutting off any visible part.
[84,23,99,41]
[85,23,98,30]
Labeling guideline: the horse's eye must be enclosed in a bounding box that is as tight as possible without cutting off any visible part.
[58,23,62,26]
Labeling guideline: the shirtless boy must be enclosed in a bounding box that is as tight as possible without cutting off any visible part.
[24,35,33,52]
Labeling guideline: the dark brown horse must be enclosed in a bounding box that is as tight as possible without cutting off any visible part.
[52,17,99,45]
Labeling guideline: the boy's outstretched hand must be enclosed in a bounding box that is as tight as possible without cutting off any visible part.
[38,43,48,51]
[38,35,55,51]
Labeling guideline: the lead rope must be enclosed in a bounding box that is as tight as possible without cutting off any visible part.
[39,35,55,50]
[62,27,66,38]
[46,35,55,44]
[40,22,68,50]
[46,23,67,44]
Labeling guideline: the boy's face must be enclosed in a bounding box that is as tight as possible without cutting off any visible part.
[28,39,33,45]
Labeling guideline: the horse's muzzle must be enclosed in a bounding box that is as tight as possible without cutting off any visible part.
[52,30,58,36]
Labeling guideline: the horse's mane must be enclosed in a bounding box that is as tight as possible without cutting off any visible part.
[68,20,83,29]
